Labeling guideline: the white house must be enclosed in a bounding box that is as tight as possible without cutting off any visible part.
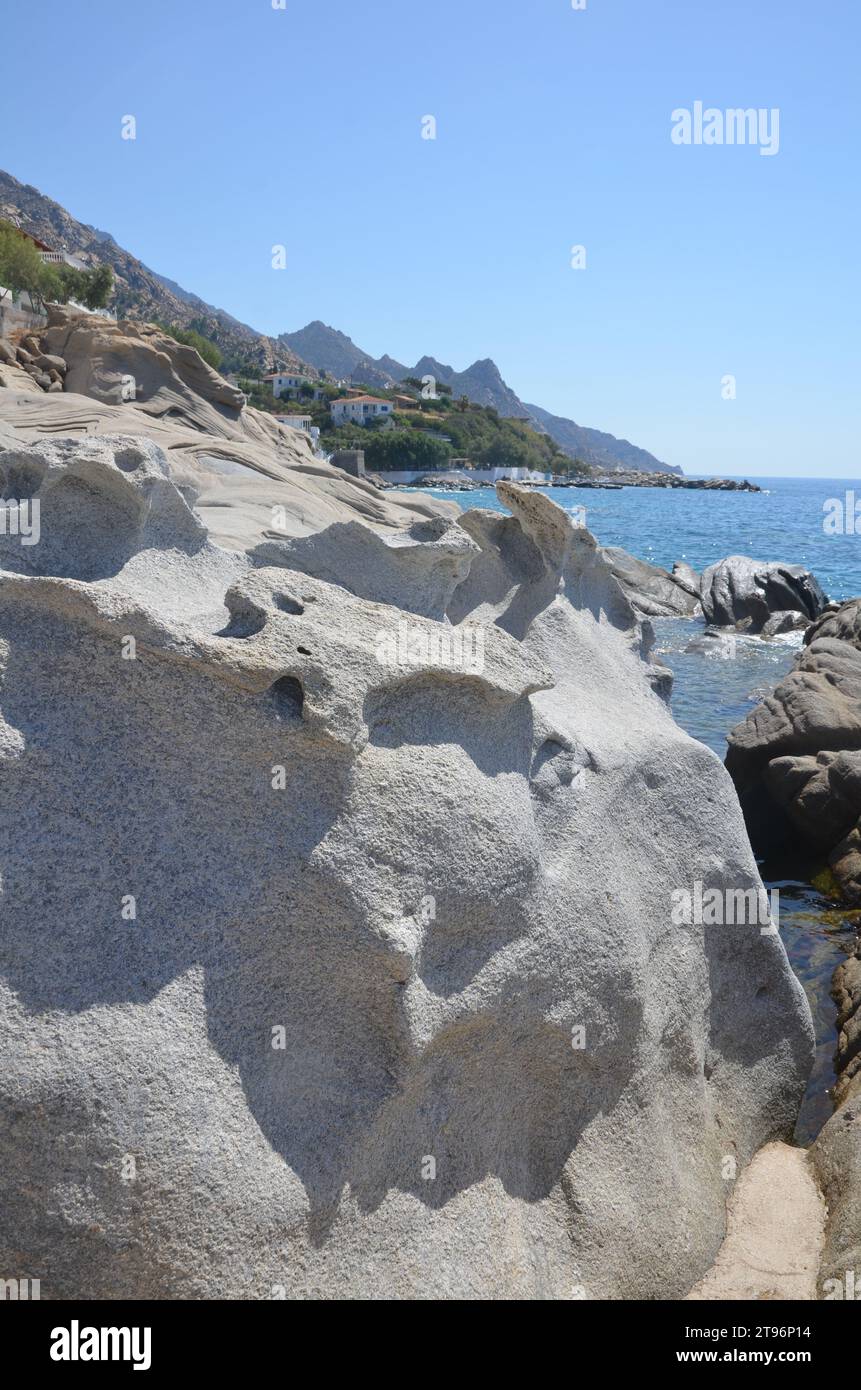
[276,415,320,449]
[276,413,314,434]
[265,371,312,400]
[330,395,394,426]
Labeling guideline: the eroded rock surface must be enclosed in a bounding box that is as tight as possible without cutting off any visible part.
[811,944,861,1298]
[0,449,814,1299]
[726,599,861,888]
[686,1142,826,1301]
[599,546,701,618]
[700,555,828,633]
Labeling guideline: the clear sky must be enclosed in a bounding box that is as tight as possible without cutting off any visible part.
[1,0,858,476]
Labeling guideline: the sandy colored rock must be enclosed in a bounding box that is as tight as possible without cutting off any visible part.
[0,389,456,544]
[0,364,44,394]
[811,1012,861,1300]
[40,304,246,425]
[687,1142,826,1300]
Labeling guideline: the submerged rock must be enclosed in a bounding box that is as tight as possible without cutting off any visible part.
[0,449,813,1299]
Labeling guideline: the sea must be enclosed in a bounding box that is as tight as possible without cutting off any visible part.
[411,476,861,1142]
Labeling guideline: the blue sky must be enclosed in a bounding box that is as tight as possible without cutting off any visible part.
[2,0,858,476]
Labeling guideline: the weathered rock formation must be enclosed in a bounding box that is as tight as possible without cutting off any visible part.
[726,599,861,884]
[723,598,861,1298]
[600,547,702,618]
[700,555,829,634]
[811,937,861,1298]
[0,447,813,1299]
[829,944,861,1110]
[0,304,456,546]
[599,549,829,637]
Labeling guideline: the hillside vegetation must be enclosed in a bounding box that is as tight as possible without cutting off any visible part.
[304,381,585,474]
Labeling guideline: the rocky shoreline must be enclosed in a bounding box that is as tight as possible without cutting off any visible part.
[0,303,857,1300]
[558,471,761,491]
[398,470,761,493]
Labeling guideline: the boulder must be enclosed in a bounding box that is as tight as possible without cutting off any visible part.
[35,353,67,375]
[0,340,15,366]
[761,610,810,637]
[811,940,861,1297]
[671,560,702,597]
[684,628,739,658]
[0,364,44,394]
[0,389,455,544]
[830,945,861,1108]
[0,454,813,1299]
[726,599,861,864]
[701,555,828,632]
[599,545,701,617]
[41,303,246,427]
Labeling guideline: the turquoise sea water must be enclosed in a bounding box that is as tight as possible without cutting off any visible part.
[413,477,861,1142]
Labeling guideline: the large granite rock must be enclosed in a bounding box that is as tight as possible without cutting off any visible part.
[700,555,828,633]
[0,451,813,1299]
[0,389,455,546]
[40,303,246,422]
[725,598,861,1296]
[811,939,861,1298]
[599,546,701,618]
[0,362,44,394]
[726,599,861,885]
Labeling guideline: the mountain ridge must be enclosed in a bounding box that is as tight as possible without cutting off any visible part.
[0,169,308,377]
[0,169,679,474]
[279,320,680,474]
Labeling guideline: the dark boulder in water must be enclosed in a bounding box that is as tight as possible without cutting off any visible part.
[700,555,829,633]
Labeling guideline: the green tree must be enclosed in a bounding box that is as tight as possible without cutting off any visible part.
[0,223,57,306]
[80,262,114,309]
[362,430,453,473]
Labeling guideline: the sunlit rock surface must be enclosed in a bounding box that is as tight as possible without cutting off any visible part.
[0,449,813,1299]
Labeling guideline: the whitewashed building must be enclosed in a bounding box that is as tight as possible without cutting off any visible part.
[265,371,312,399]
[276,415,320,449]
[330,395,394,426]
